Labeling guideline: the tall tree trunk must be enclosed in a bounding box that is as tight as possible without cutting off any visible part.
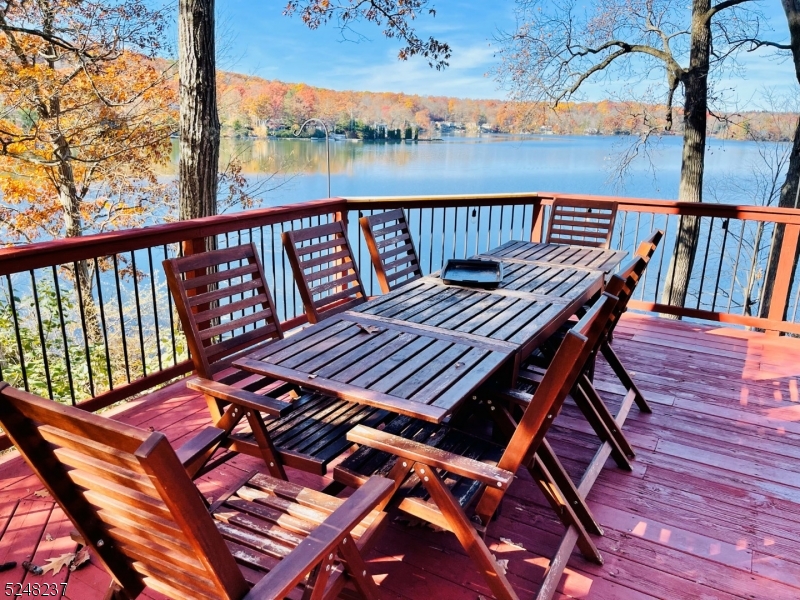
[178,0,219,222]
[758,1,800,321]
[659,0,711,312]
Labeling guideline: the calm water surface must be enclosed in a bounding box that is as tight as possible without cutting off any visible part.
[174,134,778,206]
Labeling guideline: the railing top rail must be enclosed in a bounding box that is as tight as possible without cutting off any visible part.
[537,192,800,223]
[4,191,800,277]
[0,198,346,276]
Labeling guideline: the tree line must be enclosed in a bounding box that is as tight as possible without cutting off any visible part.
[215,72,797,141]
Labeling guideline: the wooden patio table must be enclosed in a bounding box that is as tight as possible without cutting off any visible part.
[481,240,627,273]
[232,255,609,424]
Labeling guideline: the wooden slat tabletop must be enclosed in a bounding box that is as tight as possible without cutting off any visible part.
[354,269,601,359]
[234,313,515,423]
[481,240,627,273]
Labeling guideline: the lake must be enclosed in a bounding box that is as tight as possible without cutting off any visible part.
[167,134,785,206]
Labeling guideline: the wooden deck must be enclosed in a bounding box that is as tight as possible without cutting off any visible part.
[1,312,800,599]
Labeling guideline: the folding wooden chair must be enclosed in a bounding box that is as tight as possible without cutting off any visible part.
[333,293,619,600]
[518,231,663,472]
[0,383,392,600]
[597,229,664,412]
[545,198,618,248]
[359,209,423,293]
[283,221,367,324]
[164,243,393,479]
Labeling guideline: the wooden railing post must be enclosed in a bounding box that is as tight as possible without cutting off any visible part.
[530,199,545,243]
[766,224,800,336]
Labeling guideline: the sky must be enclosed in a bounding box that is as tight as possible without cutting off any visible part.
[211,0,797,109]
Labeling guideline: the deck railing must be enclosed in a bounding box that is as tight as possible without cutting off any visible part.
[0,192,798,450]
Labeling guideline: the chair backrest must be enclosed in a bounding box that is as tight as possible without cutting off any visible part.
[0,382,248,600]
[282,220,367,323]
[163,243,283,379]
[546,198,618,248]
[635,229,664,261]
[474,292,618,522]
[360,209,423,293]
[601,230,663,341]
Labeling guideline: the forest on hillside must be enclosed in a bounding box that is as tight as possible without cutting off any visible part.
[215,71,797,142]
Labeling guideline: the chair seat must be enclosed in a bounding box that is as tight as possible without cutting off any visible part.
[231,391,394,474]
[212,472,386,594]
[335,415,504,522]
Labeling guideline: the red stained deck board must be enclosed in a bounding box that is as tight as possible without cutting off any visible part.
[1,313,800,599]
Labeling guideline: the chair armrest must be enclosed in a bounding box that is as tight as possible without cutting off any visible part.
[244,476,393,600]
[187,378,294,418]
[347,425,514,489]
[175,426,226,470]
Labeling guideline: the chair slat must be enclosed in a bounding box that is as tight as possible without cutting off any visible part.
[360,209,423,293]
[545,199,618,249]
[164,242,284,378]
[283,221,367,324]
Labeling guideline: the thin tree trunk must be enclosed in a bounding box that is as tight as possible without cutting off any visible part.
[759,1,800,321]
[660,0,711,312]
[178,0,219,222]
[758,117,800,320]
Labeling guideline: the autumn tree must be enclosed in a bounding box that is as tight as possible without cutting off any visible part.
[178,0,451,221]
[496,0,767,311]
[0,0,175,332]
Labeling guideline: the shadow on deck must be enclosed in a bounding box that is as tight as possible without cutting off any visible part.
[1,313,799,599]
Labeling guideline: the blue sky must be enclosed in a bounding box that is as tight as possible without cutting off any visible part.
[212,0,797,108]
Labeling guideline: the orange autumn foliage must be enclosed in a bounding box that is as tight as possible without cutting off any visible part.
[0,0,176,244]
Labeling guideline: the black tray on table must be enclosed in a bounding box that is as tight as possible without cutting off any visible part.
[441,259,504,289]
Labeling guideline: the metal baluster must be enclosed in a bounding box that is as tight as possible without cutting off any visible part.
[727,220,746,313]
[130,252,147,378]
[164,245,178,366]
[428,207,435,274]
[146,248,163,372]
[654,215,670,302]
[6,274,28,391]
[30,270,54,399]
[52,266,76,404]
[453,206,459,258]
[711,219,730,311]
[487,206,493,252]
[111,254,131,383]
[696,217,715,309]
[619,211,627,253]
[72,263,95,396]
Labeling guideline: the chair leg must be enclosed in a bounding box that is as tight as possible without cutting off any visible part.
[338,533,381,600]
[302,552,335,600]
[601,342,652,413]
[526,457,603,565]
[415,462,520,600]
[536,439,603,536]
[246,409,288,480]
[573,376,635,466]
[102,583,131,600]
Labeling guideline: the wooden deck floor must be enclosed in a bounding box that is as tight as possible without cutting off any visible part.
[1,313,800,599]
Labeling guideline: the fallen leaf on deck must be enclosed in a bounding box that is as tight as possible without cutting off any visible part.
[491,554,508,575]
[44,534,53,542]
[500,537,526,550]
[287,389,300,399]
[308,374,317,379]
[33,489,50,498]
[356,323,382,334]
[454,362,465,368]
[70,547,90,571]
[41,553,75,576]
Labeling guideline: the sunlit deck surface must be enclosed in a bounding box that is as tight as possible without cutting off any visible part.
[1,312,799,599]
